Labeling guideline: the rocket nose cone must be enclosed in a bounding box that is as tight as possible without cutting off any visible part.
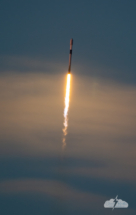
[70,39,73,45]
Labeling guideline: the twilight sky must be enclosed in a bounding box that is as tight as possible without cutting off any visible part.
[0,1,136,215]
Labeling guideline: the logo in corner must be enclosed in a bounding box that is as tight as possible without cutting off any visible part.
[104,195,128,210]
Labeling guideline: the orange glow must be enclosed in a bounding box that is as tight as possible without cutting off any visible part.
[62,74,71,149]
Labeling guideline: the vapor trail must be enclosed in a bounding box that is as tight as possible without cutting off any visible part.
[62,73,71,149]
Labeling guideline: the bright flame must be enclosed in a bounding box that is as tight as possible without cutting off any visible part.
[62,73,71,149]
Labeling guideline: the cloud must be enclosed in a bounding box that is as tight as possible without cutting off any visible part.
[0,72,136,183]
[104,198,128,208]
[0,73,65,157]
[0,179,105,210]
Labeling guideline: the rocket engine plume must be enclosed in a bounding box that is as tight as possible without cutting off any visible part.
[62,39,73,150]
[62,73,71,149]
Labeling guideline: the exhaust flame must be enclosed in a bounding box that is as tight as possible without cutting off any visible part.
[62,74,71,149]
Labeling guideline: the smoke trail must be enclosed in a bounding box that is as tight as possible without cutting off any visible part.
[62,74,71,149]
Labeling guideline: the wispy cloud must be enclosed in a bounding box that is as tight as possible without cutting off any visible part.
[0,72,136,184]
[0,179,105,209]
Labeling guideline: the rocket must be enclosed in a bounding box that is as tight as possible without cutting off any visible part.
[68,39,73,73]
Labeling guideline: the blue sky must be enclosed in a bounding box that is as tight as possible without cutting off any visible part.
[1,0,136,82]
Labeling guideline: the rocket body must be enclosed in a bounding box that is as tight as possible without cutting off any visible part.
[68,39,73,73]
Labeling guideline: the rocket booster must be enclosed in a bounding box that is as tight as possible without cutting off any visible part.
[68,39,73,73]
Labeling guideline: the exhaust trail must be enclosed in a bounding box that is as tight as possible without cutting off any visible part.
[62,39,73,150]
[62,73,71,149]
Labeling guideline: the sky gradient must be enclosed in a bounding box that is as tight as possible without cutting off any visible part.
[0,1,136,214]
